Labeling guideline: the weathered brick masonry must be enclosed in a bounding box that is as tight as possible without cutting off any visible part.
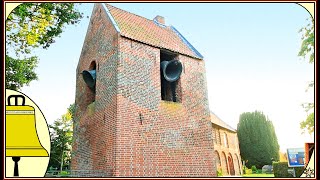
[211,113,242,176]
[72,3,217,177]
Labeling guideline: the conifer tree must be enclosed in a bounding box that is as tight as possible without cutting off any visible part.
[237,111,280,168]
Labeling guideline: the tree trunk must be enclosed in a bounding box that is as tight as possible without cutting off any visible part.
[60,145,64,172]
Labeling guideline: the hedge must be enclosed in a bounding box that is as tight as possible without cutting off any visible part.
[273,162,304,177]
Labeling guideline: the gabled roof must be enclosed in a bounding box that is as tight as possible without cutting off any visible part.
[103,3,203,60]
[210,112,237,132]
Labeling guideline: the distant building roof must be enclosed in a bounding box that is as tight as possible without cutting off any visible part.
[104,3,203,59]
[210,112,237,132]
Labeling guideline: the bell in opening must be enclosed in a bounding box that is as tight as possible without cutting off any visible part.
[160,60,182,82]
[82,70,96,89]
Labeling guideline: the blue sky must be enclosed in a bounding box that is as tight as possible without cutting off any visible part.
[16,3,314,152]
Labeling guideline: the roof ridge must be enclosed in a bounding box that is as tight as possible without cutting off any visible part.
[105,3,163,27]
[210,112,236,132]
[101,3,120,32]
[103,3,203,59]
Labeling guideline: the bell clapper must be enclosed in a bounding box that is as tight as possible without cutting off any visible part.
[12,156,21,176]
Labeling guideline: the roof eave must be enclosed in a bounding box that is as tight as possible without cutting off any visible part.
[170,26,204,60]
[120,35,202,60]
[212,122,237,133]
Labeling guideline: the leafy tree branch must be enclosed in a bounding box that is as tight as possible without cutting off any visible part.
[298,17,314,134]
[5,3,83,90]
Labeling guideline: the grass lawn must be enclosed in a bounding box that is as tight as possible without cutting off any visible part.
[242,173,274,177]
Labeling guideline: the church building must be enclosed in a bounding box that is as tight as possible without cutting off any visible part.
[211,112,242,176]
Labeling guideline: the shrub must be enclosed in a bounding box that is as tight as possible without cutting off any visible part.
[245,168,252,174]
[251,165,257,173]
[273,162,305,177]
[256,169,262,174]
[59,171,70,177]
[242,166,247,174]
[217,168,223,177]
[295,167,305,177]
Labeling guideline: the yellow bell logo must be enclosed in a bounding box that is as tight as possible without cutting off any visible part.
[6,94,49,177]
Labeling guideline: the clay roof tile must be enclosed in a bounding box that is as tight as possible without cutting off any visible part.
[105,3,203,59]
[210,112,237,132]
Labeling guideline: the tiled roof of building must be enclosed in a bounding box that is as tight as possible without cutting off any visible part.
[104,3,203,59]
[210,112,237,132]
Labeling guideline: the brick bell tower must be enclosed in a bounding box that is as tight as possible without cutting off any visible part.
[72,3,216,177]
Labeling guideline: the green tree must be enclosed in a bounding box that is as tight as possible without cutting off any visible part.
[48,105,74,171]
[68,103,76,119]
[237,111,280,169]
[300,112,314,134]
[5,56,38,90]
[6,3,83,90]
[298,17,314,134]
[298,17,314,64]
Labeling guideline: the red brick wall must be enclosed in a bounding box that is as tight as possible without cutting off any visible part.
[72,4,216,177]
[72,4,119,176]
[114,37,216,176]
